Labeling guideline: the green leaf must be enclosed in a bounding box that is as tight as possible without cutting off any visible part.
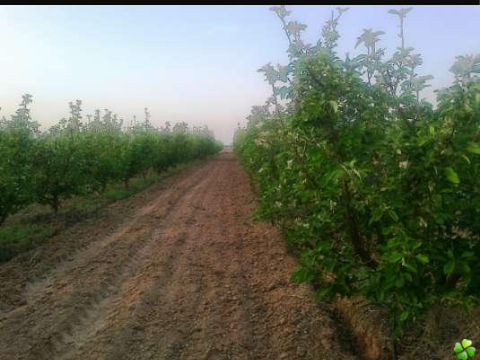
[385,252,403,263]
[455,343,464,354]
[275,86,290,99]
[445,167,460,184]
[403,261,418,274]
[399,310,409,321]
[444,261,455,275]
[466,142,480,155]
[457,350,468,360]
[461,154,471,164]
[329,100,339,114]
[416,254,429,264]
[466,347,475,357]
[459,262,471,274]
[388,209,399,222]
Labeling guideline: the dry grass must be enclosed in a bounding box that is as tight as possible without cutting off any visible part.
[399,305,480,360]
[330,294,479,360]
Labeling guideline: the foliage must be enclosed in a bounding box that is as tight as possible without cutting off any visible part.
[234,5,479,337]
[0,95,38,224]
[0,99,222,221]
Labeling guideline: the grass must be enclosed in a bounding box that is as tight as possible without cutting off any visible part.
[103,175,158,201]
[0,163,189,264]
[0,225,57,263]
[399,304,480,360]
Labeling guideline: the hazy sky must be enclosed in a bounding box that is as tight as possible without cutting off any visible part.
[1,5,479,144]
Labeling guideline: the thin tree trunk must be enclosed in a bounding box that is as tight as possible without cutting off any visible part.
[52,194,59,215]
[341,179,373,266]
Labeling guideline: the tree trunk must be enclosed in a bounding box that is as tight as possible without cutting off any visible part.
[52,194,59,215]
[342,179,374,266]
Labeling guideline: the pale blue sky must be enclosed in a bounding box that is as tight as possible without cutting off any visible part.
[0,5,479,143]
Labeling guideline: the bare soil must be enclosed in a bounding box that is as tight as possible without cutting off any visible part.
[0,151,359,360]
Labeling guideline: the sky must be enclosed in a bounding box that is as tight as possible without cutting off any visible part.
[0,5,479,144]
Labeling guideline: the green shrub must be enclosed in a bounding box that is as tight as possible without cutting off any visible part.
[234,5,479,336]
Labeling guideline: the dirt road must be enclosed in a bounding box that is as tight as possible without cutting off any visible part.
[0,151,357,360]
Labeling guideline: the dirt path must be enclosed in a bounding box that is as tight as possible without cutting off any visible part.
[0,151,358,360]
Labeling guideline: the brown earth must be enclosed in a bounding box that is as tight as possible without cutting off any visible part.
[0,151,360,360]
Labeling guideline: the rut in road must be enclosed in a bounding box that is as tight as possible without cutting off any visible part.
[0,151,358,360]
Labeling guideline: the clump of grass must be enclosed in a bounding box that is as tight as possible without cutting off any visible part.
[103,174,158,201]
[103,188,132,201]
[0,225,56,263]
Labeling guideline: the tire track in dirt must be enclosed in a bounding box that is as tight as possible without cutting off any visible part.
[0,161,208,315]
[0,151,360,360]
[0,163,212,360]
[151,161,256,360]
[23,163,208,305]
[60,162,220,360]
[54,165,217,360]
[174,160,260,360]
